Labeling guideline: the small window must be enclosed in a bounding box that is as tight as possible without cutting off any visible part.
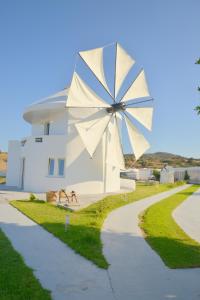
[58,159,65,176]
[48,158,55,176]
[35,137,43,143]
[44,123,50,135]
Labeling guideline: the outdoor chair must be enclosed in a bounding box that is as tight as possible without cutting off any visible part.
[58,189,78,205]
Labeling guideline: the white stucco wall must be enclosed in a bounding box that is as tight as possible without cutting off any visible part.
[6,141,22,187]
[160,167,174,184]
[7,97,121,194]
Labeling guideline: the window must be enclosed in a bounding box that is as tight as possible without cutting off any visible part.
[35,137,43,143]
[48,158,55,176]
[44,123,50,135]
[58,159,65,176]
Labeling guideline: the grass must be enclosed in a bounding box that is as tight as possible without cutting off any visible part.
[140,184,200,268]
[0,228,51,300]
[11,181,185,269]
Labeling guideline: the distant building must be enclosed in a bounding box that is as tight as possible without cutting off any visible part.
[160,165,174,184]
[174,167,200,184]
[121,168,152,181]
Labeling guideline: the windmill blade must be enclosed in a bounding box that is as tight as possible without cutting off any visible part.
[75,109,112,157]
[124,115,150,160]
[79,46,112,97]
[121,69,150,103]
[126,107,153,131]
[66,72,110,108]
[106,114,125,169]
[115,43,135,98]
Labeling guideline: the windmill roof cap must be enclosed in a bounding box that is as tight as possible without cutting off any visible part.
[23,88,69,124]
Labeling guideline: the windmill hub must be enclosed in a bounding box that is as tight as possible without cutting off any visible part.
[106,102,126,113]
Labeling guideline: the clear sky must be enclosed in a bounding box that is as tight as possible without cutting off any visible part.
[0,0,200,157]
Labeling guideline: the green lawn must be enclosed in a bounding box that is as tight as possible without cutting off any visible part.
[0,228,51,300]
[11,182,185,269]
[140,185,200,268]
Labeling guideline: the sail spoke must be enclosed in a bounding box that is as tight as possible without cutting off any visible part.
[121,69,150,102]
[79,46,112,97]
[124,115,150,160]
[126,107,153,131]
[115,43,135,98]
[75,109,112,157]
[66,72,110,108]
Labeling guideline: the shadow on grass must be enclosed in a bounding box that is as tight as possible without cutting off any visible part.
[1,219,200,299]
[1,218,200,271]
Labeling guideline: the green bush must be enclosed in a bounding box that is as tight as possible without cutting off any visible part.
[153,169,160,181]
[29,193,37,201]
[184,170,190,181]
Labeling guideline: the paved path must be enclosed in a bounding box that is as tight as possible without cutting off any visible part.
[1,184,200,300]
[0,197,114,300]
[102,184,200,300]
[173,187,200,243]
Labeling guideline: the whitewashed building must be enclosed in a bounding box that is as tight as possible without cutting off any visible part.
[121,168,152,181]
[174,167,200,184]
[6,89,121,194]
[160,165,174,184]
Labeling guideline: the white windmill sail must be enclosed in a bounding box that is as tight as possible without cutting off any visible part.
[66,72,110,108]
[126,107,153,131]
[122,69,150,102]
[115,43,135,98]
[79,46,111,96]
[75,109,112,157]
[106,115,125,169]
[125,115,150,160]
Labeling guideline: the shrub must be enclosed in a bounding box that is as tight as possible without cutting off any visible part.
[29,193,37,201]
[184,170,190,181]
[153,169,160,181]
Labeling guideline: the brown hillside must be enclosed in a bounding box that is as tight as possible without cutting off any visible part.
[1,152,200,171]
[125,152,200,169]
[0,152,7,172]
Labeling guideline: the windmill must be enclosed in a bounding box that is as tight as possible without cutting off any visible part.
[66,43,153,190]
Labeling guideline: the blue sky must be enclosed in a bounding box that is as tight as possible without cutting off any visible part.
[0,0,200,157]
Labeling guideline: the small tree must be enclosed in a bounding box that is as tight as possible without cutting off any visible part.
[29,193,37,201]
[153,169,160,181]
[184,170,190,182]
[195,58,200,114]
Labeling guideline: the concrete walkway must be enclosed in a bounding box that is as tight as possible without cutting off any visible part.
[1,184,200,300]
[173,187,200,243]
[102,184,200,300]
[0,196,114,300]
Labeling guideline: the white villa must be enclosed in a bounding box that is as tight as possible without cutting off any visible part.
[174,167,200,184]
[6,89,121,194]
[121,168,152,181]
[160,165,174,184]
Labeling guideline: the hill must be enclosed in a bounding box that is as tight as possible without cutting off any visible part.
[124,152,200,169]
[0,152,7,173]
[1,152,200,172]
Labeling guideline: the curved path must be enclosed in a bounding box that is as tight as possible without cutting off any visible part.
[173,187,200,244]
[0,196,114,300]
[102,184,200,300]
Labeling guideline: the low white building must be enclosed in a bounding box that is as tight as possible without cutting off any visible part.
[174,167,200,184]
[121,168,152,181]
[6,89,121,194]
[160,166,174,184]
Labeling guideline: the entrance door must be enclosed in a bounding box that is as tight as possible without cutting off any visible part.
[21,158,25,189]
